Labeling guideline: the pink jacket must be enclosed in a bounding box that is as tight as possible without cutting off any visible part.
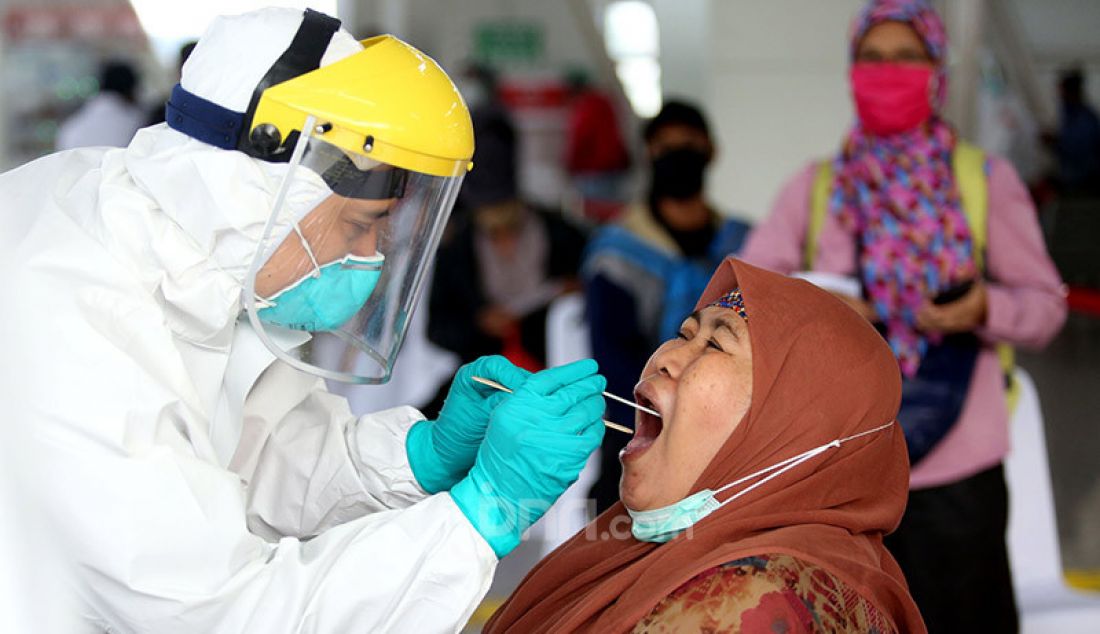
[742,157,1067,489]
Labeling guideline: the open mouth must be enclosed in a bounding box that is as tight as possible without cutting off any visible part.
[622,393,663,460]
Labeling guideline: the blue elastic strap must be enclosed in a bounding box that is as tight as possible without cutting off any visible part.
[164,84,246,150]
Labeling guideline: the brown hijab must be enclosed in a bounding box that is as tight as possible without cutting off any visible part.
[485,258,925,633]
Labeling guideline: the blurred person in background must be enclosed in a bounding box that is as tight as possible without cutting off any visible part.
[564,70,632,223]
[741,1,1067,631]
[147,40,198,126]
[1048,68,1100,196]
[583,100,750,515]
[55,59,145,150]
[429,81,587,384]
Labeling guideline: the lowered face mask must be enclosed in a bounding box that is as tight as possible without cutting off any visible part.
[257,252,385,332]
[627,421,895,543]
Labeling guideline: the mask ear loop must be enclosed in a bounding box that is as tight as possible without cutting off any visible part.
[254,115,322,308]
[286,115,324,279]
[712,444,835,507]
[712,420,896,508]
[292,223,323,278]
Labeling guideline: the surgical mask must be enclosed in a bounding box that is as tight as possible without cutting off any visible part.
[850,62,934,136]
[257,252,385,331]
[627,421,895,543]
[650,147,708,200]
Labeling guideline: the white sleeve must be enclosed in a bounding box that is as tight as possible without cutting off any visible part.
[236,362,432,540]
[42,441,496,634]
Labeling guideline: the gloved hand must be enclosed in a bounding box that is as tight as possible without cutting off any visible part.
[407,355,530,493]
[450,359,606,558]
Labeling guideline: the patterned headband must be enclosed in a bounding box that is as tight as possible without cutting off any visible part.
[707,288,748,322]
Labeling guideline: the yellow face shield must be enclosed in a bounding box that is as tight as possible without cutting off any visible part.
[244,116,467,384]
[165,9,474,383]
[246,34,474,178]
[239,22,474,383]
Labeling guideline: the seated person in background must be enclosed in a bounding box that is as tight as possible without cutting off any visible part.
[583,100,751,514]
[486,258,925,634]
[428,93,586,380]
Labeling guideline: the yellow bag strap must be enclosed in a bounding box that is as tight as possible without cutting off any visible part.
[806,160,833,270]
[954,141,1019,409]
[953,141,988,271]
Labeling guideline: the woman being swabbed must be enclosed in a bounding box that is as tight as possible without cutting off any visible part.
[485,257,926,633]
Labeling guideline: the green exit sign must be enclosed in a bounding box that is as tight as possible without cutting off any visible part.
[473,22,544,64]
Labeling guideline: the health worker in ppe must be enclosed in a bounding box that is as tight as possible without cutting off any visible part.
[0,7,606,633]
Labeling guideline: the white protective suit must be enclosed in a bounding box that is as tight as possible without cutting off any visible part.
[0,10,496,633]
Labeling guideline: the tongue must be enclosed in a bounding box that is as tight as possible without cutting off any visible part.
[624,415,662,453]
[625,434,655,453]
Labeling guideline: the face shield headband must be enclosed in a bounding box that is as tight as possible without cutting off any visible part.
[307,140,410,199]
[164,8,342,160]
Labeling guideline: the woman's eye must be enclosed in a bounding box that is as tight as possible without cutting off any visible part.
[676,331,689,340]
[707,339,724,352]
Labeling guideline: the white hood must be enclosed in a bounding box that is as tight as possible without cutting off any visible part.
[71,7,362,346]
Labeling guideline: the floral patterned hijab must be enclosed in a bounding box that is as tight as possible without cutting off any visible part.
[832,0,977,377]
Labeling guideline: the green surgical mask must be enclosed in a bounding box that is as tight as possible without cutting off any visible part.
[257,253,384,332]
[626,421,895,544]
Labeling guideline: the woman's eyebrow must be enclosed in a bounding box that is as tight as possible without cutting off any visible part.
[710,313,743,341]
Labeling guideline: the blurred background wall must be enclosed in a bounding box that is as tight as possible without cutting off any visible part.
[2,0,1098,218]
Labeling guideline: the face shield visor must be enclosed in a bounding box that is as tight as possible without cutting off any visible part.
[244,117,464,383]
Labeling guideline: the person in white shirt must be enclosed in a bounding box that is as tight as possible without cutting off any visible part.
[55,60,146,150]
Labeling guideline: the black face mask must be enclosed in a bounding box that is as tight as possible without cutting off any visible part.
[650,147,709,200]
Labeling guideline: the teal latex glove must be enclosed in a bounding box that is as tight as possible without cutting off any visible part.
[407,355,530,493]
[450,359,607,558]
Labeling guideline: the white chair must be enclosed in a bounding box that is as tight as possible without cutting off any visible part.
[530,293,602,557]
[1005,369,1100,633]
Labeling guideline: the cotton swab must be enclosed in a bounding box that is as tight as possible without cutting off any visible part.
[601,390,661,418]
[471,376,635,435]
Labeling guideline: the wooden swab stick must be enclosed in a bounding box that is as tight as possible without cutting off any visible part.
[471,376,635,435]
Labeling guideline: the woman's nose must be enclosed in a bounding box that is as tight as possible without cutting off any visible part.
[654,339,695,380]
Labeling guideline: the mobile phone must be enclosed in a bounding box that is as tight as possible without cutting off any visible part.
[932,280,974,305]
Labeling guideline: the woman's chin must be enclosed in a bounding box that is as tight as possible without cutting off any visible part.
[618,467,651,511]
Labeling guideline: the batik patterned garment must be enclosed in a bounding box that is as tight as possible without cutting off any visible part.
[634,554,896,633]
